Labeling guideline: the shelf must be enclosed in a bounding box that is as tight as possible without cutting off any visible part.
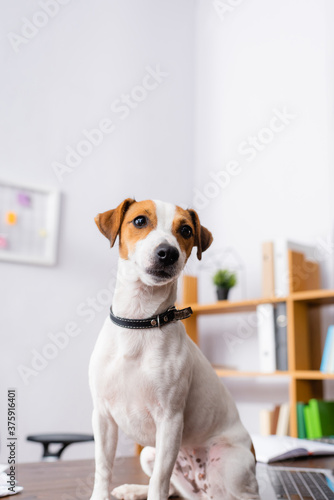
[293,370,334,380]
[184,290,334,316]
[188,296,287,315]
[290,289,334,306]
[213,368,334,380]
[213,367,290,378]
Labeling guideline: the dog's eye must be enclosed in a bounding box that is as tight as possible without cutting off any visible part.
[133,216,147,228]
[180,225,193,239]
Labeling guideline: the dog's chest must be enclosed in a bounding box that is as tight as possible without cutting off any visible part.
[101,353,167,445]
[95,326,190,446]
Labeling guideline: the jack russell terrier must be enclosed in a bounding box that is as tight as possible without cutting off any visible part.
[89,198,259,500]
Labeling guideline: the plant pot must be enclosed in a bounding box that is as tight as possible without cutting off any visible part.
[216,287,230,301]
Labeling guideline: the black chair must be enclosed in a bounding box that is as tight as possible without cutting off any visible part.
[27,433,94,460]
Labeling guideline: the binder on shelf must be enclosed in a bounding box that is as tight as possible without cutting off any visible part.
[328,345,334,373]
[320,326,334,373]
[274,303,288,371]
[257,304,276,373]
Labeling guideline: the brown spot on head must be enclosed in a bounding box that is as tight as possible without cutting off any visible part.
[117,200,158,259]
[173,206,213,261]
[94,199,158,259]
[172,206,196,261]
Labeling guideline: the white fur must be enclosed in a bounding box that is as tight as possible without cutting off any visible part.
[89,200,259,500]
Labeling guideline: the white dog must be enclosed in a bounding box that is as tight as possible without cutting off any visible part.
[89,198,259,500]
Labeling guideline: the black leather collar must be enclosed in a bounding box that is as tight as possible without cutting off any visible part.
[109,305,193,330]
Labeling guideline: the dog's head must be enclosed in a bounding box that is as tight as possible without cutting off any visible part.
[95,198,213,286]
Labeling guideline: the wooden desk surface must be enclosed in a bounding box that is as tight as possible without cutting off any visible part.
[16,457,148,500]
[15,455,334,500]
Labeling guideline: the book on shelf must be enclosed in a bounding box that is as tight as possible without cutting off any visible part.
[276,402,290,436]
[303,404,317,439]
[296,402,307,439]
[251,434,334,463]
[270,405,280,435]
[259,409,272,436]
[261,239,317,297]
[309,399,334,438]
[261,241,275,297]
[320,325,334,373]
[259,403,289,436]
[298,398,334,440]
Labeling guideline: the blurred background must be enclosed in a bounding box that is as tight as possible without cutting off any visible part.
[1,0,334,463]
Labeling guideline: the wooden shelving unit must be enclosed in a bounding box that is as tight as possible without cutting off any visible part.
[180,251,334,438]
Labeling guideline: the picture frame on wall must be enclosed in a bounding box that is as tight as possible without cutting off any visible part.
[0,179,61,266]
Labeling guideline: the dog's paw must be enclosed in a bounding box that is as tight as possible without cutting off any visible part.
[111,483,149,500]
[90,489,111,500]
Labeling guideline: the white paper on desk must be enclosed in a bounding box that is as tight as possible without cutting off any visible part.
[252,434,334,463]
[0,471,23,496]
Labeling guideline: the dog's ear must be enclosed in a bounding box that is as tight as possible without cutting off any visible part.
[95,198,135,248]
[187,209,213,260]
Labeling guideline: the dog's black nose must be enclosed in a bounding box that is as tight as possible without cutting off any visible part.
[156,244,179,266]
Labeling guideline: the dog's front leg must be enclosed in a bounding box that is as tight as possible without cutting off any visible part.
[148,413,183,500]
[90,408,118,500]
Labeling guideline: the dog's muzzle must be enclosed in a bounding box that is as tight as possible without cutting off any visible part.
[145,243,180,281]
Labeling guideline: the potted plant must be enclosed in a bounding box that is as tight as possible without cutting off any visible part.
[213,269,237,300]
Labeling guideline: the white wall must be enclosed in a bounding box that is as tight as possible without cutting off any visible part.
[0,0,195,463]
[194,0,334,431]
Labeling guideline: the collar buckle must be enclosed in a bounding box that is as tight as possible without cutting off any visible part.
[110,305,192,330]
[173,307,193,321]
